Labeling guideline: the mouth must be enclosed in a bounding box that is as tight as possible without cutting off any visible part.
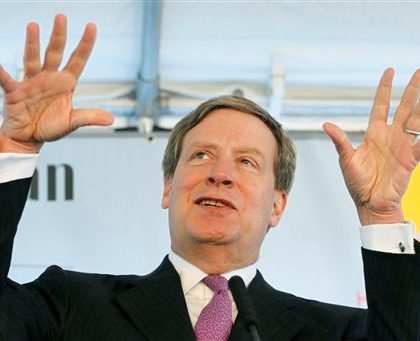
[194,197,236,210]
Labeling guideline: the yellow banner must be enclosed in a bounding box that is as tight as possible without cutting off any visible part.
[402,165,420,233]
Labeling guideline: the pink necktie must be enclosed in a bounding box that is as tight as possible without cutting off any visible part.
[194,275,233,341]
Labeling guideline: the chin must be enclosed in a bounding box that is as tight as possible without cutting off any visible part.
[188,225,239,245]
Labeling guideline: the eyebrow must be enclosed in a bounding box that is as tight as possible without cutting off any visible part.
[235,147,266,160]
[187,143,267,161]
[187,143,216,151]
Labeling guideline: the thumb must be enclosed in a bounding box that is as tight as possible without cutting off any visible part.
[70,109,114,130]
[322,122,354,164]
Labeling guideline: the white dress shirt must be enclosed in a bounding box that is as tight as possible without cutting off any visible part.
[169,250,256,327]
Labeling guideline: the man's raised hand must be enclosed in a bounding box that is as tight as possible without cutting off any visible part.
[324,68,420,225]
[0,14,113,154]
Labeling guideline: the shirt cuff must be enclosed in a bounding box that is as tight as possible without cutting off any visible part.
[0,152,38,183]
[360,222,416,254]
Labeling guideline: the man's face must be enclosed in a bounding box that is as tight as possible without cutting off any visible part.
[162,109,286,265]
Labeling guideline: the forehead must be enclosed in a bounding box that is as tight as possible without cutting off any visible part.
[182,108,277,156]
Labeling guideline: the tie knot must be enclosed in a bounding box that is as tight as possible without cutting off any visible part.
[203,275,228,293]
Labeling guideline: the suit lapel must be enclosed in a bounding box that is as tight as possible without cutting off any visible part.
[116,257,195,340]
[116,260,307,341]
[229,271,306,341]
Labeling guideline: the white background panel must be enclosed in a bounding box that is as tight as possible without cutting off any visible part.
[10,132,367,308]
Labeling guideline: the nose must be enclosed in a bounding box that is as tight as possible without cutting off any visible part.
[207,159,234,188]
[208,177,233,187]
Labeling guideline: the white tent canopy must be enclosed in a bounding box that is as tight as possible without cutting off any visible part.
[1,2,419,130]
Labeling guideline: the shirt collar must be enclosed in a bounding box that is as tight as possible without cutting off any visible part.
[169,250,257,295]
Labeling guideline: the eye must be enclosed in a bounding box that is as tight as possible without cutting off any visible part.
[240,158,256,167]
[192,151,209,160]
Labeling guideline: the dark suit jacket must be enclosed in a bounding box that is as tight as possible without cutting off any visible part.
[0,178,419,340]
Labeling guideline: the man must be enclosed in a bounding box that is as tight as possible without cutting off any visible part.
[0,15,419,340]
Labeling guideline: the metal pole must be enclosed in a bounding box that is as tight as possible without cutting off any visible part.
[136,1,163,139]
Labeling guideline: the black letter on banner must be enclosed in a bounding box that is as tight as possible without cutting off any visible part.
[47,164,74,201]
[29,168,39,200]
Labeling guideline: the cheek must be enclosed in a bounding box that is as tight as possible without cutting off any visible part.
[241,177,269,202]
[243,183,276,217]
[169,170,201,202]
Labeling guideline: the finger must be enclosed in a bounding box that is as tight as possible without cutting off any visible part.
[393,69,420,125]
[64,23,96,79]
[413,141,420,161]
[404,78,420,134]
[24,22,41,78]
[70,109,114,131]
[0,64,18,93]
[369,68,394,125]
[405,116,420,139]
[323,122,354,163]
[43,14,67,71]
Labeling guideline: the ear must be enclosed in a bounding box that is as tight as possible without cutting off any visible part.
[161,177,172,209]
[268,190,287,228]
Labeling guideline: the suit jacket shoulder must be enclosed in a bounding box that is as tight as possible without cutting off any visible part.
[230,271,367,341]
[23,257,195,340]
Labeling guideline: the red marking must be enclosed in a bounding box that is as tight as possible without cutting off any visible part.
[356,291,367,307]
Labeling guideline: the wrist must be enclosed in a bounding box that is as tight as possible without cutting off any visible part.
[357,206,405,226]
[0,131,42,154]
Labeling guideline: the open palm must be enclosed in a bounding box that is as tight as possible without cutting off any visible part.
[324,69,420,225]
[0,15,113,153]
